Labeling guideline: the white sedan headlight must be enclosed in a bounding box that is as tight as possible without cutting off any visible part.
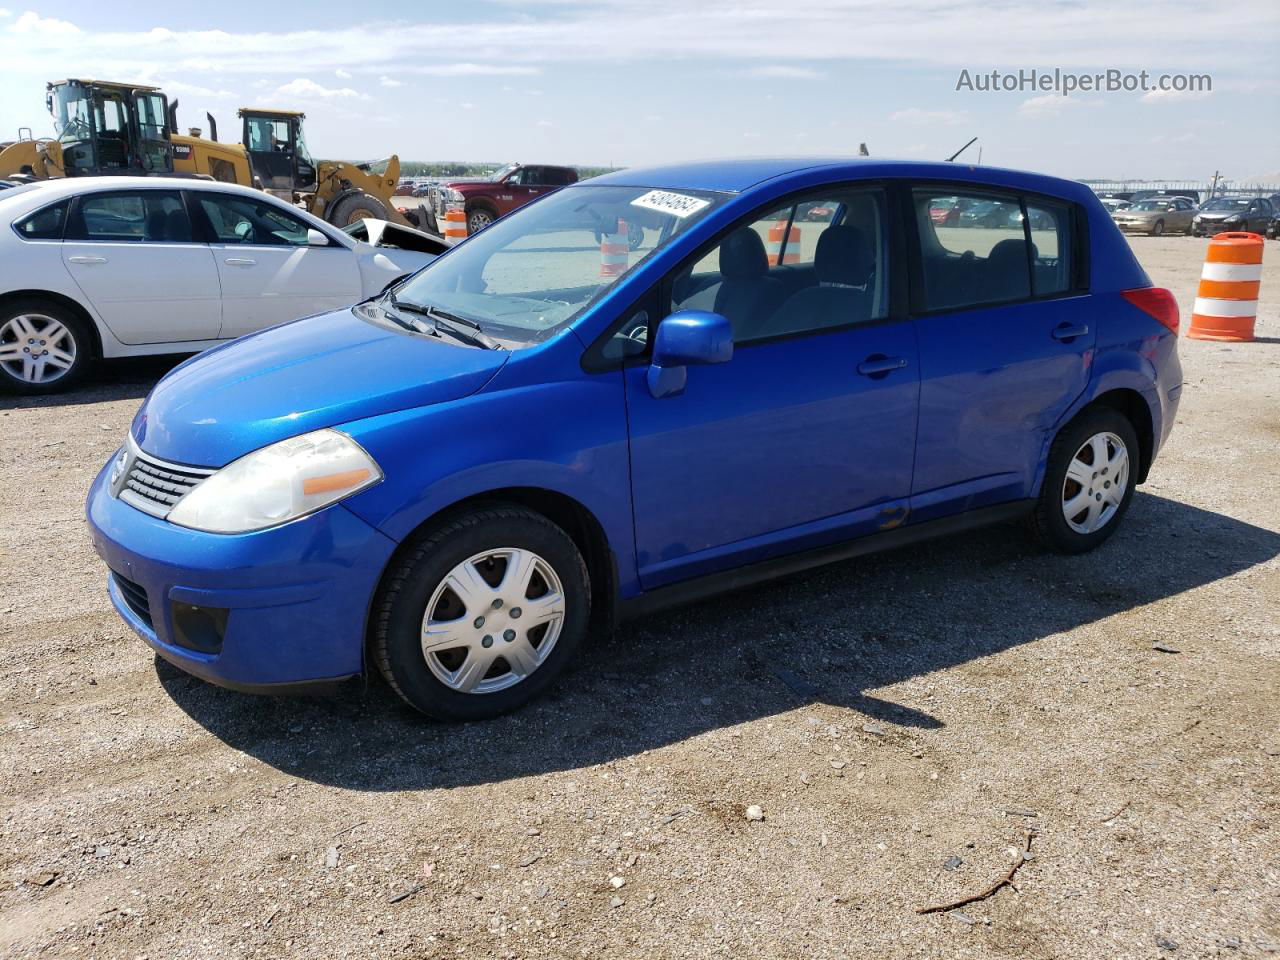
[167,429,382,534]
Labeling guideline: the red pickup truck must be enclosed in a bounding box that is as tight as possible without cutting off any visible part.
[419,163,579,236]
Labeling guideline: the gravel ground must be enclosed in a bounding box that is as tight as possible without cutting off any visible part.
[1,236,1278,960]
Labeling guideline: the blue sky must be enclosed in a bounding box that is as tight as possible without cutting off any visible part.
[1,1,1277,181]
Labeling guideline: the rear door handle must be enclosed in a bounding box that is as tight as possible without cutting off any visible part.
[1052,323,1089,342]
[857,355,908,377]
[68,256,108,264]
[224,258,256,266]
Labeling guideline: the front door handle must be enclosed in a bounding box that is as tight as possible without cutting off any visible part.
[857,354,908,377]
[224,258,256,266]
[68,256,108,264]
[1052,323,1089,342]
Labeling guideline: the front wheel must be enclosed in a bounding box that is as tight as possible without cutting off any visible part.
[1030,408,1139,554]
[327,191,391,226]
[372,506,590,720]
[1151,219,1165,236]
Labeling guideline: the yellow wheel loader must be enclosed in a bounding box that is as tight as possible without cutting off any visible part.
[0,79,408,226]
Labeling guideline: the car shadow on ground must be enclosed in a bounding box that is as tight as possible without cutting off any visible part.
[158,491,1280,791]
[0,355,185,411]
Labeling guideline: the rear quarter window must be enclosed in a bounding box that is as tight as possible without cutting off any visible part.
[14,199,70,240]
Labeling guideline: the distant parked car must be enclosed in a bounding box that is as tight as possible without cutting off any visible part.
[0,177,439,394]
[1129,189,1200,204]
[1112,197,1197,236]
[1266,209,1280,240]
[959,200,1008,227]
[1192,196,1275,236]
[1099,198,1132,214]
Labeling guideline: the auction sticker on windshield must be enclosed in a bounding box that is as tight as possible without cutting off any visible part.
[630,190,711,219]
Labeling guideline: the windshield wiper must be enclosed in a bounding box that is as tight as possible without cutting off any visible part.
[384,293,503,351]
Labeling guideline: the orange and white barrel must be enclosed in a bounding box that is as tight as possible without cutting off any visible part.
[442,202,468,245]
[599,220,629,279]
[1188,231,1264,342]
[765,221,801,266]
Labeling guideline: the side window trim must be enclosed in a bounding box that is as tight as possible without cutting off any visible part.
[190,191,329,248]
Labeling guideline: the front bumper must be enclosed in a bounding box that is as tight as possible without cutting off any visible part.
[1192,221,1242,236]
[86,461,399,691]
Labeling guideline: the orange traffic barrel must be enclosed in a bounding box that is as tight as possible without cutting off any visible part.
[1188,232,1264,342]
[766,220,801,266]
[599,219,630,279]
[442,203,468,245]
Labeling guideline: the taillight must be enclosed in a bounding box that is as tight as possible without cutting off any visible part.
[1121,287,1179,335]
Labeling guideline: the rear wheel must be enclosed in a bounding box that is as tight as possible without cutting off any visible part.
[1030,407,1138,554]
[372,506,590,720]
[0,298,93,395]
[327,191,391,226]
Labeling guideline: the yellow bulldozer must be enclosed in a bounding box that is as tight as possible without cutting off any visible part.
[0,79,409,226]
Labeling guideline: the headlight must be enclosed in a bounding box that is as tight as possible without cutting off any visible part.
[167,429,382,534]
[107,446,129,489]
[446,187,465,204]
[1224,215,1241,223]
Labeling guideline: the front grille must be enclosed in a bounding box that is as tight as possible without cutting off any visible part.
[112,572,153,628]
[118,446,214,519]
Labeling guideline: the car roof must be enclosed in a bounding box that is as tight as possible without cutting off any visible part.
[583,157,1091,201]
[2,176,280,202]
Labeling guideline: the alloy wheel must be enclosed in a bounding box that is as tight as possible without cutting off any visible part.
[420,548,566,694]
[0,313,77,385]
[468,210,493,234]
[1061,431,1129,534]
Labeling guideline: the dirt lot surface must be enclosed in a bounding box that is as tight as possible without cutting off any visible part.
[2,236,1278,960]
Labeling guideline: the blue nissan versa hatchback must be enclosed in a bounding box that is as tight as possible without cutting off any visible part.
[87,159,1182,720]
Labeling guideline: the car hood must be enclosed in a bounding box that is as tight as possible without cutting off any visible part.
[1196,210,1242,220]
[132,307,509,467]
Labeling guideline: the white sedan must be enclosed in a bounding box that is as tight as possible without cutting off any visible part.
[0,177,443,394]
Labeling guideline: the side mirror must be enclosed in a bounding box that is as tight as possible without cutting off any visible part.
[306,228,329,246]
[647,310,733,399]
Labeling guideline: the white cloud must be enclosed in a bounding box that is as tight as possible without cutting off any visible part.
[748,65,821,79]
[1018,94,1101,116]
[162,79,237,99]
[1141,87,1211,103]
[9,11,79,34]
[397,63,540,77]
[890,107,968,125]
[275,77,364,100]
[379,75,402,88]
[536,119,553,127]
[0,9,13,17]
[334,68,351,80]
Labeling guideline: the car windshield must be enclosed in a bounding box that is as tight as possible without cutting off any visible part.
[389,184,725,343]
[1132,200,1172,211]
[491,163,519,182]
[1203,198,1250,210]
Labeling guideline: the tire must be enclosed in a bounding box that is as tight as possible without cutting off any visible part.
[0,297,93,395]
[1030,407,1139,554]
[372,506,591,721]
[466,205,497,235]
[1151,220,1165,236]
[327,191,391,227]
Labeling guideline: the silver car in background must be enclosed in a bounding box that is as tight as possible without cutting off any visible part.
[1111,197,1197,236]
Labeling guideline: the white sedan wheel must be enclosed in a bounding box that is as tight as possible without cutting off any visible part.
[0,312,78,385]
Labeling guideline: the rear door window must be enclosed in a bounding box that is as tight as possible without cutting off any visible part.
[71,191,193,243]
[912,189,1028,310]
